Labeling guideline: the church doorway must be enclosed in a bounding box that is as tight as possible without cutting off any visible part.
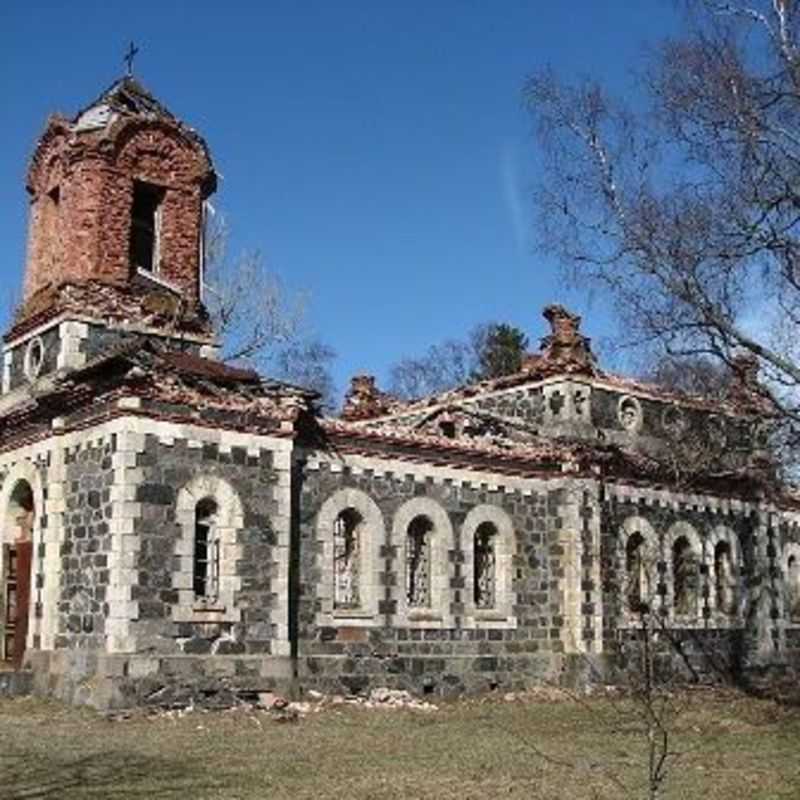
[2,480,35,669]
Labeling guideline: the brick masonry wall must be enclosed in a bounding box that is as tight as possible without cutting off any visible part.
[23,117,212,309]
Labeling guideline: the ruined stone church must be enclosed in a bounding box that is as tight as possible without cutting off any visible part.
[1,76,799,708]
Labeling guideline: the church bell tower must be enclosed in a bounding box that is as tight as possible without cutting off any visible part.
[3,75,218,395]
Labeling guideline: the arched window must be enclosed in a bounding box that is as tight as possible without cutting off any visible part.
[406,515,433,607]
[130,180,165,273]
[193,498,219,599]
[714,541,735,616]
[625,532,650,613]
[333,508,361,609]
[473,522,497,609]
[315,488,384,624]
[175,476,244,622]
[788,554,800,622]
[673,536,699,615]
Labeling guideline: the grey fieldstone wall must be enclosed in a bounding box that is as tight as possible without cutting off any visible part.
[446,385,545,428]
[368,385,546,431]
[80,324,204,362]
[130,435,280,658]
[780,520,800,667]
[598,495,791,681]
[58,438,115,650]
[593,386,756,450]
[6,327,60,392]
[294,457,570,696]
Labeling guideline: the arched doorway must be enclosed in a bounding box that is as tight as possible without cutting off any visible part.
[2,480,35,668]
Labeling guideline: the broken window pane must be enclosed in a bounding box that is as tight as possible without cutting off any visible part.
[787,555,800,621]
[194,498,218,599]
[333,509,361,609]
[407,516,433,607]
[474,522,497,609]
[672,536,698,615]
[714,541,735,615]
[625,532,650,613]
[548,391,565,415]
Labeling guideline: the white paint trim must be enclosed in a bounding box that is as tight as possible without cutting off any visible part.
[303,448,571,496]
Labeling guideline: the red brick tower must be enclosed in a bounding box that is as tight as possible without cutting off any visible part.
[4,77,218,393]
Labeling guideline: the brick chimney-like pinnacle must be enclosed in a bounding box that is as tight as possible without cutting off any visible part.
[539,304,596,373]
[341,374,393,420]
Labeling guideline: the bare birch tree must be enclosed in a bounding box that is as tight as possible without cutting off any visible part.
[524,0,800,448]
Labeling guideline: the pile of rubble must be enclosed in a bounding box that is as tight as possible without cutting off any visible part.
[257,687,438,719]
[106,686,438,723]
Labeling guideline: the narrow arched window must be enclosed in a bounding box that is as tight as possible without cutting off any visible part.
[193,498,219,599]
[407,515,433,607]
[625,533,650,613]
[714,541,735,616]
[474,522,497,609]
[673,536,698,615]
[788,555,800,622]
[333,508,361,609]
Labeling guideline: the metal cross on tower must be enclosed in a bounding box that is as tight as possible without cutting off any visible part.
[123,41,139,76]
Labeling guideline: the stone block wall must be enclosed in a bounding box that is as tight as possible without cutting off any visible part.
[129,433,282,659]
[3,414,799,709]
[4,326,60,392]
[3,319,214,399]
[57,437,115,651]
[598,484,794,682]
[293,452,593,696]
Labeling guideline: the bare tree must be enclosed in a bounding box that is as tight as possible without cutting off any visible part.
[388,322,528,400]
[524,0,800,446]
[275,338,337,413]
[203,213,336,408]
[643,354,731,398]
[389,335,478,400]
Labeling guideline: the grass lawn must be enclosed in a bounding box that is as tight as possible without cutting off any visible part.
[1,689,798,800]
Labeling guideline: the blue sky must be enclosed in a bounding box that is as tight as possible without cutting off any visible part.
[0,1,682,396]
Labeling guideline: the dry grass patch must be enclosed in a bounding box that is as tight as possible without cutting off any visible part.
[1,689,798,799]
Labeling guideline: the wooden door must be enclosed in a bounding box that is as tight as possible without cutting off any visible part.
[2,541,32,668]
